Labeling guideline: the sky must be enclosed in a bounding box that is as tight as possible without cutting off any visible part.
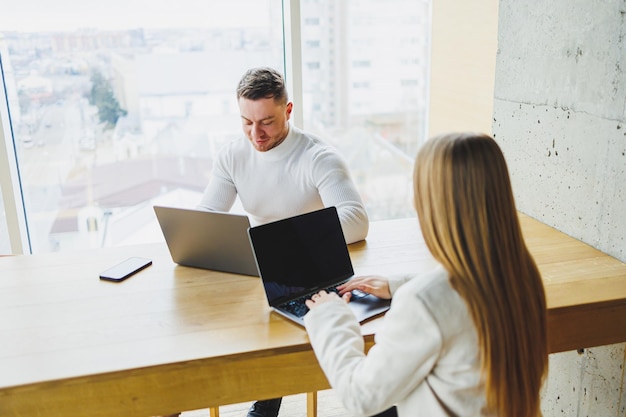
[0,0,272,32]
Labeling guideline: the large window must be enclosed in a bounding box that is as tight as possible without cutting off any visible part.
[0,0,430,254]
[298,0,429,220]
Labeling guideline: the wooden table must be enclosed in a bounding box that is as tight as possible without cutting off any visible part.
[1,214,625,417]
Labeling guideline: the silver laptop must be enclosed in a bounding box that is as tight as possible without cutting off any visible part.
[247,206,391,326]
[153,206,259,276]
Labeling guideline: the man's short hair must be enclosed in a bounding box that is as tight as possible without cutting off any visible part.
[237,67,289,104]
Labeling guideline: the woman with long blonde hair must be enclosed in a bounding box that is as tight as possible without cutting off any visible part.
[305,132,548,417]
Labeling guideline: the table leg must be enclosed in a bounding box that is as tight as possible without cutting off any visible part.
[307,391,318,417]
[209,407,219,417]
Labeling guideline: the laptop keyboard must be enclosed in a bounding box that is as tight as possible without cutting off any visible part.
[279,286,369,318]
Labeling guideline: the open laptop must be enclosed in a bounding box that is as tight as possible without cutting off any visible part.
[247,206,391,326]
[153,206,259,276]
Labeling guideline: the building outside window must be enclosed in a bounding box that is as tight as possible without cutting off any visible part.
[0,0,430,254]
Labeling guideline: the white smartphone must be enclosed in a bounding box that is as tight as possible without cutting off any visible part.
[99,257,152,282]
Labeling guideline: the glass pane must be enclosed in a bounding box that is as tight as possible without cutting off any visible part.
[1,0,284,253]
[300,0,430,220]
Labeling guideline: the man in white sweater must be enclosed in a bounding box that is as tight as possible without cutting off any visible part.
[198,67,368,245]
[197,67,369,417]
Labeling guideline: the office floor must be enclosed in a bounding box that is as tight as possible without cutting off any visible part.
[182,390,350,417]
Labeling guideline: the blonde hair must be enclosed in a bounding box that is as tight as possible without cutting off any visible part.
[414,132,547,417]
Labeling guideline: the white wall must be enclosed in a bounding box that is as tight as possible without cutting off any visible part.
[493,0,626,415]
[428,0,499,137]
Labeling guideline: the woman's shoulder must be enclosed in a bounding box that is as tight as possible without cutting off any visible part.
[397,265,450,296]
[397,266,475,343]
[397,267,467,320]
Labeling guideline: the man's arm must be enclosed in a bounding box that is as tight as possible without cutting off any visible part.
[197,158,237,212]
[314,151,369,244]
[334,199,369,243]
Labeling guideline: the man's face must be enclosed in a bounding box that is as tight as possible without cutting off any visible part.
[239,96,292,152]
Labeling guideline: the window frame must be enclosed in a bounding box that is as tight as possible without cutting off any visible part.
[0,55,30,254]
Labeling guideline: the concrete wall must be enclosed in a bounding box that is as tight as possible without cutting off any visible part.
[493,0,626,415]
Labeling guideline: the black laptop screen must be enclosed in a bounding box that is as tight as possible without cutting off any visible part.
[247,207,354,306]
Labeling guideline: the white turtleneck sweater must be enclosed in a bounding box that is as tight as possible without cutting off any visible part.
[198,125,369,244]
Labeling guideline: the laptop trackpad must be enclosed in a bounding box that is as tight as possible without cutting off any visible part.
[350,293,390,322]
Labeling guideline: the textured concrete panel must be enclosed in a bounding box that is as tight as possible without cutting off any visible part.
[494,0,626,262]
[495,0,626,120]
[493,100,626,261]
[578,345,626,416]
[621,346,626,415]
[542,345,626,416]
[541,350,584,416]
[494,0,626,416]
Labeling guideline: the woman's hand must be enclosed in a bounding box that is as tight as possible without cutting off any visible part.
[337,275,392,299]
[305,290,350,310]
[305,275,392,310]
